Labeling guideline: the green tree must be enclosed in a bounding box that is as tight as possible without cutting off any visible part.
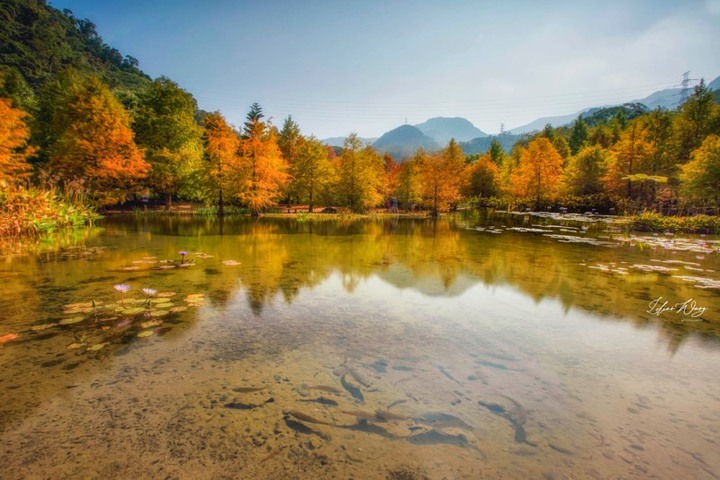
[673,80,720,163]
[643,108,674,175]
[680,134,720,206]
[243,102,264,138]
[395,153,423,209]
[464,153,499,198]
[133,77,203,207]
[562,146,609,196]
[569,116,589,155]
[290,136,333,212]
[488,138,505,165]
[336,133,385,212]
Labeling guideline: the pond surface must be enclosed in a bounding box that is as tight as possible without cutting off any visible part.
[0,214,719,479]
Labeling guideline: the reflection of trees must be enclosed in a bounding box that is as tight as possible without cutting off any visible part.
[4,216,719,354]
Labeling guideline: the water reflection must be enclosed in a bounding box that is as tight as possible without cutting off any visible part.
[1,216,719,479]
[2,216,718,349]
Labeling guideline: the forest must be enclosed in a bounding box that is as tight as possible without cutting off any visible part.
[1,0,720,237]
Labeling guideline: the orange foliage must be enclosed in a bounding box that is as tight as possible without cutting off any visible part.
[238,121,289,214]
[418,140,467,214]
[49,78,148,205]
[0,98,34,184]
[510,137,564,204]
[603,122,655,196]
[203,112,240,210]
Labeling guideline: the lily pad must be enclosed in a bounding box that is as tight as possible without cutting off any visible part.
[156,292,177,298]
[150,298,173,304]
[123,307,147,315]
[67,342,86,349]
[137,330,154,338]
[222,260,241,266]
[59,316,85,325]
[150,310,169,317]
[140,320,162,329]
[63,301,95,309]
[30,323,58,332]
[169,306,188,313]
[154,302,173,309]
[87,343,108,352]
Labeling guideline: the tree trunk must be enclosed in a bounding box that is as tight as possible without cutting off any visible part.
[218,189,224,217]
[165,195,172,211]
[309,191,314,213]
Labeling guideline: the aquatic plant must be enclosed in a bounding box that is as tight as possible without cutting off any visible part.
[142,287,157,305]
[114,283,131,305]
[179,250,188,264]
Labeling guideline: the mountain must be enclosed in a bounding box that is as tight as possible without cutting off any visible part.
[322,136,377,148]
[507,111,588,135]
[461,134,525,155]
[414,117,487,144]
[372,125,438,160]
[507,75,720,134]
[0,0,150,95]
[635,88,682,110]
[710,75,720,91]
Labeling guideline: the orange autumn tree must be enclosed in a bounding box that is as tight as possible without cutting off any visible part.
[510,137,564,207]
[0,97,35,185]
[203,112,240,216]
[603,121,656,198]
[418,139,467,216]
[238,103,289,215]
[49,77,148,205]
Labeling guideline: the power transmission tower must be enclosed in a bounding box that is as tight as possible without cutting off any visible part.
[679,71,691,105]
[500,123,504,135]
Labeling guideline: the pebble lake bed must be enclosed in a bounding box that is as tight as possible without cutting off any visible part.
[0,214,718,479]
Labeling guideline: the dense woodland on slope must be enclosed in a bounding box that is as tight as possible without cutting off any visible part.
[2,0,720,238]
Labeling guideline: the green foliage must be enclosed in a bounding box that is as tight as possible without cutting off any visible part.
[627,212,720,234]
[0,0,149,91]
[289,137,333,212]
[133,77,204,205]
[336,133,385,212]
[563,145,609,196]
[680,134,720,205]
[569,116,588,155]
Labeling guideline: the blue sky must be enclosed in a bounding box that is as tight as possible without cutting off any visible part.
[50,0,720,138]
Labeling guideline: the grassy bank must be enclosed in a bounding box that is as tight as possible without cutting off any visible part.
[625,212,720,234]
[0,186,100,238]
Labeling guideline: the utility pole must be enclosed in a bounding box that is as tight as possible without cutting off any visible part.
[679,71,691,105]
[500,123,505,135]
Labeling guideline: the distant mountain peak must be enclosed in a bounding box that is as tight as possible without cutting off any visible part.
[373,124,438,161]
[414,117,487,144]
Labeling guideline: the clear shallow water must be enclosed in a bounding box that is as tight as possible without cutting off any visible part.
[0,215,719,479]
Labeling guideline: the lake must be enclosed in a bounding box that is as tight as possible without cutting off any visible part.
[0,213,719,479]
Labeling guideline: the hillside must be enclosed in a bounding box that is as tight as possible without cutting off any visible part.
[0,0,150,97]
[322,136,377,148]
[460,134,524,155]
[372,125,438,160]
[414,117,487,144]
